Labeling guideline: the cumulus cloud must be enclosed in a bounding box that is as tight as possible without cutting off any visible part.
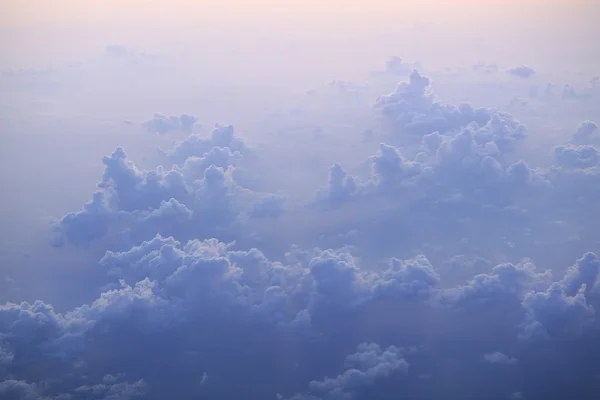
[287,343,409,400]
[4,239,600,399]
[2,232,438,398]
[51,124,274,250]
[375,70,526,153]
[312,79,600,272]
[162,124,247,164]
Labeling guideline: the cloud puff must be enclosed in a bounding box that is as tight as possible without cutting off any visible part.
[314,164,359,208]
[483,352,518,365]
[162,124,247,165]
[375,70,526,152]
[315,123,541,218]
[507,66,536,79]
[0,380,48,400]
[52,125,274,250]
[520,253,599,340]
[143,113,198,134]
[571,120,599,145]
[287,343,409,400]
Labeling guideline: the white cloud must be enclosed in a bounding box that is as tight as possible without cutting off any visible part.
[483,352,518,365]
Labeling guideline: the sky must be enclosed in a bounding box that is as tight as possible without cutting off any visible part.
[1,1,600,399]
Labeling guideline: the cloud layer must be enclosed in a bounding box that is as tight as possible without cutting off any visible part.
[2,58,600,400]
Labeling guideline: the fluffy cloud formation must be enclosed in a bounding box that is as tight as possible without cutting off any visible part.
[161,124,247,164]
[315,94,600,271]
[375,70,526,153]
[52,125,273,250]
[2,232,438,398]
[287,343,409,400]
[3,237,599,398]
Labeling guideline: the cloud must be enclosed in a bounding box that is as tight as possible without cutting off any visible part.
[310,117,600,281]
[377,255,439,298]
[520,255,599,340]
[68,375,147,400]
[571,120,599,145]
[314,164,359,208]
[3,246,600,399]
[507,66,536,79]
[314,124,543,235]
[375,70,526,152]
[162,124,247,165]
[52,191,112,247]
[143,113,198,134]
[288,343,409,400]
[52,125,274,249]
[0,380,48,400]
[483,352,518,365]
[553,144,599,169]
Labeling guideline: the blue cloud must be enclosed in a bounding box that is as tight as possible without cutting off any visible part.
[52,126,278,249]
[3,245,599,399]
